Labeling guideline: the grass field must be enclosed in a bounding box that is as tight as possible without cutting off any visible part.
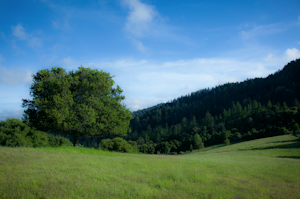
[0,135,300,199]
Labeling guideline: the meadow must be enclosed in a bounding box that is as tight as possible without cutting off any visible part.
[0,135,299,199]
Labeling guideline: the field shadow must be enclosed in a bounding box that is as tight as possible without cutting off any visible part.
[276,156,300,159]
[238,138,300,151]
[269,140,297,143]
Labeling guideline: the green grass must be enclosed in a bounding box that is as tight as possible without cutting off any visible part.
[1,135,300,199]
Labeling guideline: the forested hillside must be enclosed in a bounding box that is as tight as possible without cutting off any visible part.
[120,59,300,154]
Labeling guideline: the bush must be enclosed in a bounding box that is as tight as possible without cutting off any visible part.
[99,137,134,153]
[99,139,114,151]
[128,140,138,153]
[224,138,230,145]
[112,137,133,152]
[139,144,148,153]
[0,118,72,147]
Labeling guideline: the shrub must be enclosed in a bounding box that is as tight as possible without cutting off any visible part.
[128,140,138,153]
[139,144,148,153]
[112,137,133,152]
[100,137,134,153]
[0,118,72,147]
[99,139,114,151]
[224,138,230,145]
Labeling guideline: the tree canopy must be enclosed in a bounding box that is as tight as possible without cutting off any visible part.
[22,66,133,146]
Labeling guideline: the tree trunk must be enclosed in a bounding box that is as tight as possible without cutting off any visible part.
[73,135,79,147]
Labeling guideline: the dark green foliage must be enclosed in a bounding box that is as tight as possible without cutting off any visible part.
[293,123,300,135]
[0,118,72,147]
[193,133,204,150]
[22,66,133,146]
[224,139,230,145]
[160,141,172,154]
[127,140,138,152]
[112,137,133,152]
[99,139,113,151]
[139,144,149,153]
[99,137,134,153]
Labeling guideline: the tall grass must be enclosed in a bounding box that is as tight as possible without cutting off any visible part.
[0,135,299,198]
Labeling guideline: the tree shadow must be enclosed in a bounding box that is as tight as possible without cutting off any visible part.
[251,142,300,150]
[269,140,297,143]
[276,156,300,159]
[238,138,300,151]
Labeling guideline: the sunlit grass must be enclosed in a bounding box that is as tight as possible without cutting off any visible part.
[0,135,300,198]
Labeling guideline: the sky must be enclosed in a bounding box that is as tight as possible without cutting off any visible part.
[0,0,300,122]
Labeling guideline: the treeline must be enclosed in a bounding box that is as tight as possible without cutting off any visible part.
[121,99,299,154]
[0,118,72,147]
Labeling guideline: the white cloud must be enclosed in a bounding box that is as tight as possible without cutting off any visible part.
[12,24,27,40]
[0,65,33,85]
[85,59,148,69]
[131,39,148,53]
[123,0,158,37]
[284,48,300,62]
[51,20,71,31]
[62,57,73,66]
[28,37,43,47]
[239,24,282,40]
[11,24,43,48]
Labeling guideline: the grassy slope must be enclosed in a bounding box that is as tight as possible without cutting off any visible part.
[0,135,299,199]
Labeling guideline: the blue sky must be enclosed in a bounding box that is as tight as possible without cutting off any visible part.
[0,0,300,121]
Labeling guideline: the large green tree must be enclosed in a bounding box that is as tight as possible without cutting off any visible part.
[22,66,133,146]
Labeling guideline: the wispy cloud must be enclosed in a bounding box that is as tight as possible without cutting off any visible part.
[62,56,74,66]
[122,0,158,37]
[121,0,160,52]
[239,24,282,40]
[130,39,148,53]
[11,24,43,47]
[51,19,71,31]
[12,24,27,40]
[28,37,43,47]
